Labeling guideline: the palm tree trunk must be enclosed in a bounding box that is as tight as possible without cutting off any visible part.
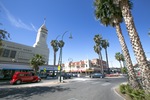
[105,48,109,73]
[99,50,103,74]
[54,51,56,65]
[119,0,150,93]
[119,61,122,69]
[115,23,141,89]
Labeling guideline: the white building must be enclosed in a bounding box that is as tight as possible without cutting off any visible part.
[0,22,49,64]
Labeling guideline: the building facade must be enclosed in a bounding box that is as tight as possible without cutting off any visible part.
[0,22,49,64]
[63,58,108,73]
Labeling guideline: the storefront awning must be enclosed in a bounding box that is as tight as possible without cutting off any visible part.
[0,64,32,70]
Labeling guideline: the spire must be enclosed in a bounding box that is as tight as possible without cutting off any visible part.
[40,18,47,31]
[44,17,46,25]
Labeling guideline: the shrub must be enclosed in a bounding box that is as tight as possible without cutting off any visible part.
[119,84,126,94]
[119,84,149,100]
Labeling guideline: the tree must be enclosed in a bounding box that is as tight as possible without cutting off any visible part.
[50,40,59,65]
[93,34,104,74]
[58,40,65,62]
[94,0,140,89]
[0,25,10,53]
[30,54,45,75]
[101,39,109,73]
[115,0,150,93]
[115,52,123,69]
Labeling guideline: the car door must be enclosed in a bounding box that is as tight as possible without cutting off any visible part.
[25,73,34,82]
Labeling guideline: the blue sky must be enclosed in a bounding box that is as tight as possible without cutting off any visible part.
[0,0,150,67]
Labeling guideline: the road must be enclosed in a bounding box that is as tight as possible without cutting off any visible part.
[0,77,127,100]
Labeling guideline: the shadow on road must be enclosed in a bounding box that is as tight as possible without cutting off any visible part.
[0,86,71,100]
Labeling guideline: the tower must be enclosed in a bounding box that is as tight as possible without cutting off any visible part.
[33,21,48,49]
[33,20,49,63]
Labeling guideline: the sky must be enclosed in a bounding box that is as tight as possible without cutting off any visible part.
[0,0,150,68]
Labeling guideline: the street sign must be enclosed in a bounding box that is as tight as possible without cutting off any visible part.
[58,65,60,71]
[44,68,46,73]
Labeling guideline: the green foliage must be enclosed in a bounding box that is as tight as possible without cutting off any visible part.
[119,84,150,100]
[30,54,45,75]
[121,67,127,74]
[119,84,126,94]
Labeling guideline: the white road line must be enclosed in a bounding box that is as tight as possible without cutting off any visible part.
[67,98,78,100]
[101,82,111,86]
[91,82,101,84]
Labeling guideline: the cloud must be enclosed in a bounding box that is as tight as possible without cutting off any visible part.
[0,2,37,32]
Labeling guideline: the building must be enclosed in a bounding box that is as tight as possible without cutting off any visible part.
[0,22,49,64]
[0,21,60,79]
[63,58,108,74]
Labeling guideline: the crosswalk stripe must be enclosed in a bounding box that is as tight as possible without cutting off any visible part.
[101,83,111,86]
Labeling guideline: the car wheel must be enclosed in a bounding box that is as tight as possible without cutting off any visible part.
[38,79,41,82]
[100,76,103,78]
[16,80,21,84]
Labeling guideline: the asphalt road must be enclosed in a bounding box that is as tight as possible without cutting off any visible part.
[0,77,127,100]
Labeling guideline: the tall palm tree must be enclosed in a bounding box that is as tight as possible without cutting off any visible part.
[30,54,45,75]
[115,52,123,69]
[115,0,150,92]
[51,40,59,65]
[93,34,104,74]
[101,40,109,71]
[58,40,65,65]
[94,0,141,89]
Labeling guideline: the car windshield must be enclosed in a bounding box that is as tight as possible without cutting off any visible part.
[95,73,101,75]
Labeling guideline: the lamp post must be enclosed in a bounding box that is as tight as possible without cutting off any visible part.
[68,58,73,73]
[58,31,72,82]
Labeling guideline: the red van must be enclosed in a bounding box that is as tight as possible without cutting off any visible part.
[10,72,41,84]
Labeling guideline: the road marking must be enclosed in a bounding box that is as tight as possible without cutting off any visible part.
[91,82,101,84]
[101,82,111,86]
[67,98,78,100]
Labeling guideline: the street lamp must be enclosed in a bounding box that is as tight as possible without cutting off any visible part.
[58,31,72,82]
[68,58,73,73]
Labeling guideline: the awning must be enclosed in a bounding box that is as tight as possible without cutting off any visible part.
[0,64,33,70]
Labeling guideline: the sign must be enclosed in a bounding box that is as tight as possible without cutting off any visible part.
[58,65,60,71]
[43,68,46,73]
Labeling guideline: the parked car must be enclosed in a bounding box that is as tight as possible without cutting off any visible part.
[90,73,105,78]
[10,72,41,84]
[38,73,48,79]
[61,73,72,79]
[72,73,78,77]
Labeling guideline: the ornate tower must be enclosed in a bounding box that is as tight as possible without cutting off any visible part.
[33,21,49,64]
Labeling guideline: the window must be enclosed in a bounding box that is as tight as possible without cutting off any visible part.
[10,50,16,58]
[19,74,24,76]
[2,49,10,57]
[0,48,3,57]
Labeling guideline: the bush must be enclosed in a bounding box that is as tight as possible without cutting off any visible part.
[119,84,126,94]
[119,84,150,100]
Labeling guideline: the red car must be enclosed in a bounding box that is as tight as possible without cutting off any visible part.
[10,72,41,84]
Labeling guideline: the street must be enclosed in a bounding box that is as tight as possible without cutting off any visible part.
[0,77,127,100]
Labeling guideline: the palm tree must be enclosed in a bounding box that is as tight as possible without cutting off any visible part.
[115,52,123,69]
[94,0,140,89]
[30,54,45,75]
[0,27,10,53]
[51,40,59,65]
[93,34,104,74]
[115,0,150,92]
[58,40,65,65]
[101,40,109,72]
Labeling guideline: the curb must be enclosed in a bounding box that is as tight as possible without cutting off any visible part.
[113,86,126,100]
[113,82,128,100]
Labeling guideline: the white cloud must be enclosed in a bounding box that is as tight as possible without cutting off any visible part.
[0,2,37,32]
